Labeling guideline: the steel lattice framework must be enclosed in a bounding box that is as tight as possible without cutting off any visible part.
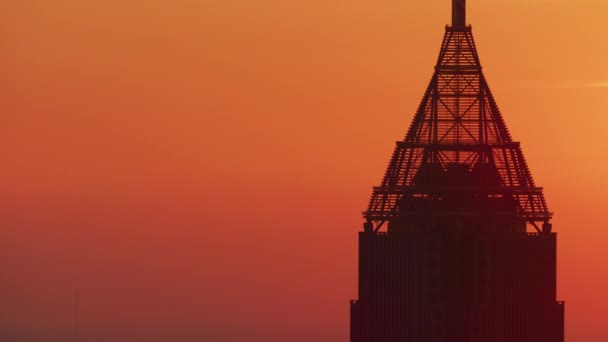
[365,26,551,231]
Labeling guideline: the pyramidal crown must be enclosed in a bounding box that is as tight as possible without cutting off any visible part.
[364,1,551,233]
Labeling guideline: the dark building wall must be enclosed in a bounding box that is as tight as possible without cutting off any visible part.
[351,225,564,342]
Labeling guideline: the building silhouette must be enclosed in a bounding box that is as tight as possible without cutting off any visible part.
[350,1,565,341]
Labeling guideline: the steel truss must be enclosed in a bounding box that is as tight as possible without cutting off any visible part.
[365,26,551,231]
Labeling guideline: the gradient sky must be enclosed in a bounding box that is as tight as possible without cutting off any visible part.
[3,0,608,341]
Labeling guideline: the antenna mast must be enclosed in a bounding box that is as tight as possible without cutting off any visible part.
[452,0,466,27]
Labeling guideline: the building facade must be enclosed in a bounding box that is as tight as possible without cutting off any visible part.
[350,1,564,341]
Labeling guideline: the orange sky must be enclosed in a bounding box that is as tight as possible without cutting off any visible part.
[3,0,608,341]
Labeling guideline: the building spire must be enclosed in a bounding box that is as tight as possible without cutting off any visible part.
[452,0,466,27]
[364,3,552,231]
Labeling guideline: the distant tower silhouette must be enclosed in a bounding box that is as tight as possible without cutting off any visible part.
[350,1,565,341]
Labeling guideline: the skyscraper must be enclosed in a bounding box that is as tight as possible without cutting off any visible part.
[350,1,565,341]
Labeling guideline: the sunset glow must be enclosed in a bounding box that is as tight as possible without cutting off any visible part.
[3,1,608,341]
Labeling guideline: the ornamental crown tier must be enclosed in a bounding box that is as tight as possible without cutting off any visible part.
[364,0,551,233]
